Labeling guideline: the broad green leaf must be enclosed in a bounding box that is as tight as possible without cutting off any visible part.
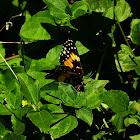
[130,134,140,140]
[84,80,109,109]
[0,104,12,115]
[0,43,5,63]
[76,107,93,126]
[124,117,140,127]
[114,44,138,72]
[46,104,67,125]
[27,110,53,133]
[2,133,26,140]
[11,114,25,135]
[130,19,140,46]
[76,41,89,55]
[41,90,62,104]
[71,1,88,19]
[27,71,54,88]
[103,0,131,22]
[43,0,70,19]
[46,44,62,67]
[58,83,78,107]
[83,0,113,13]
[5,83,22,109]
[20,10,56,41]
[102,90,129,113]
[2,69,18,91]
[18,73,40,105]
[49,115,78,139]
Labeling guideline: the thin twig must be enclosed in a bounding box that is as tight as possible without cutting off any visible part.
[0,13,22,32]
[0,41,32,44]
[5,54,20,61]
[0,54,18,81]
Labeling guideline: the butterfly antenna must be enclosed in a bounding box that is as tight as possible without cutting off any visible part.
[88,71,96,78]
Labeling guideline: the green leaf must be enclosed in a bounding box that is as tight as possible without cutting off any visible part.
[130,19,140,46]
[58,83,78,107]
[76,106,93,126]
[2,133,26,140]
[43,0,71,19]
[46,104,67,125]
[92,131,106,140]
[0,121,7,138]
[12,0,19,7]
[114,44,138,72]
[0,104,12,115]
[110,114,124,132]
[11,114,25,135]
[20,10,56,41]
[49,115,78,139]
[18,73,40,105]
[130,134,140,140]
[5,83,22,109]
[85,80,109,109]
[83,0,113,13]
[2,69,17,91]
[46,44,62,67]
[27,71,54,88]
[41,90,62,104]
[0,43,5,63]
[27,110,53,133]
[71,1,88,19]
[76,41,89,55]
[124,117,140,127]
[103,0,131,22]
[102,90,129,113]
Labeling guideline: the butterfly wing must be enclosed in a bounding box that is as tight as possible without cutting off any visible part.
[59,40,84,79]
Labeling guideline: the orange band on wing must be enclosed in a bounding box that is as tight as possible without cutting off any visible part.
[64,59,73,68]
[70,52,76,61]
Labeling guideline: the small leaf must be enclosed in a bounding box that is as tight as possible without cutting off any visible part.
[114,44,138,72]
[49,115,78,139]
[124,117,140,127]
[27,110,53,133]
[76,41,89,55]
[18,73,40,105]
[102,90,129,113]
[76,107,93,126]
[46,45,62,67]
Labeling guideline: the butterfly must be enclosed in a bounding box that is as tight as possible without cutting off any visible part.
[45,40,84,90]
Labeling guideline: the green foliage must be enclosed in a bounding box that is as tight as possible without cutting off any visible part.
[1,0,140,139]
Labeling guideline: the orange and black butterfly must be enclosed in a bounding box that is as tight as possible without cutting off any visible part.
[45,40,84,90]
